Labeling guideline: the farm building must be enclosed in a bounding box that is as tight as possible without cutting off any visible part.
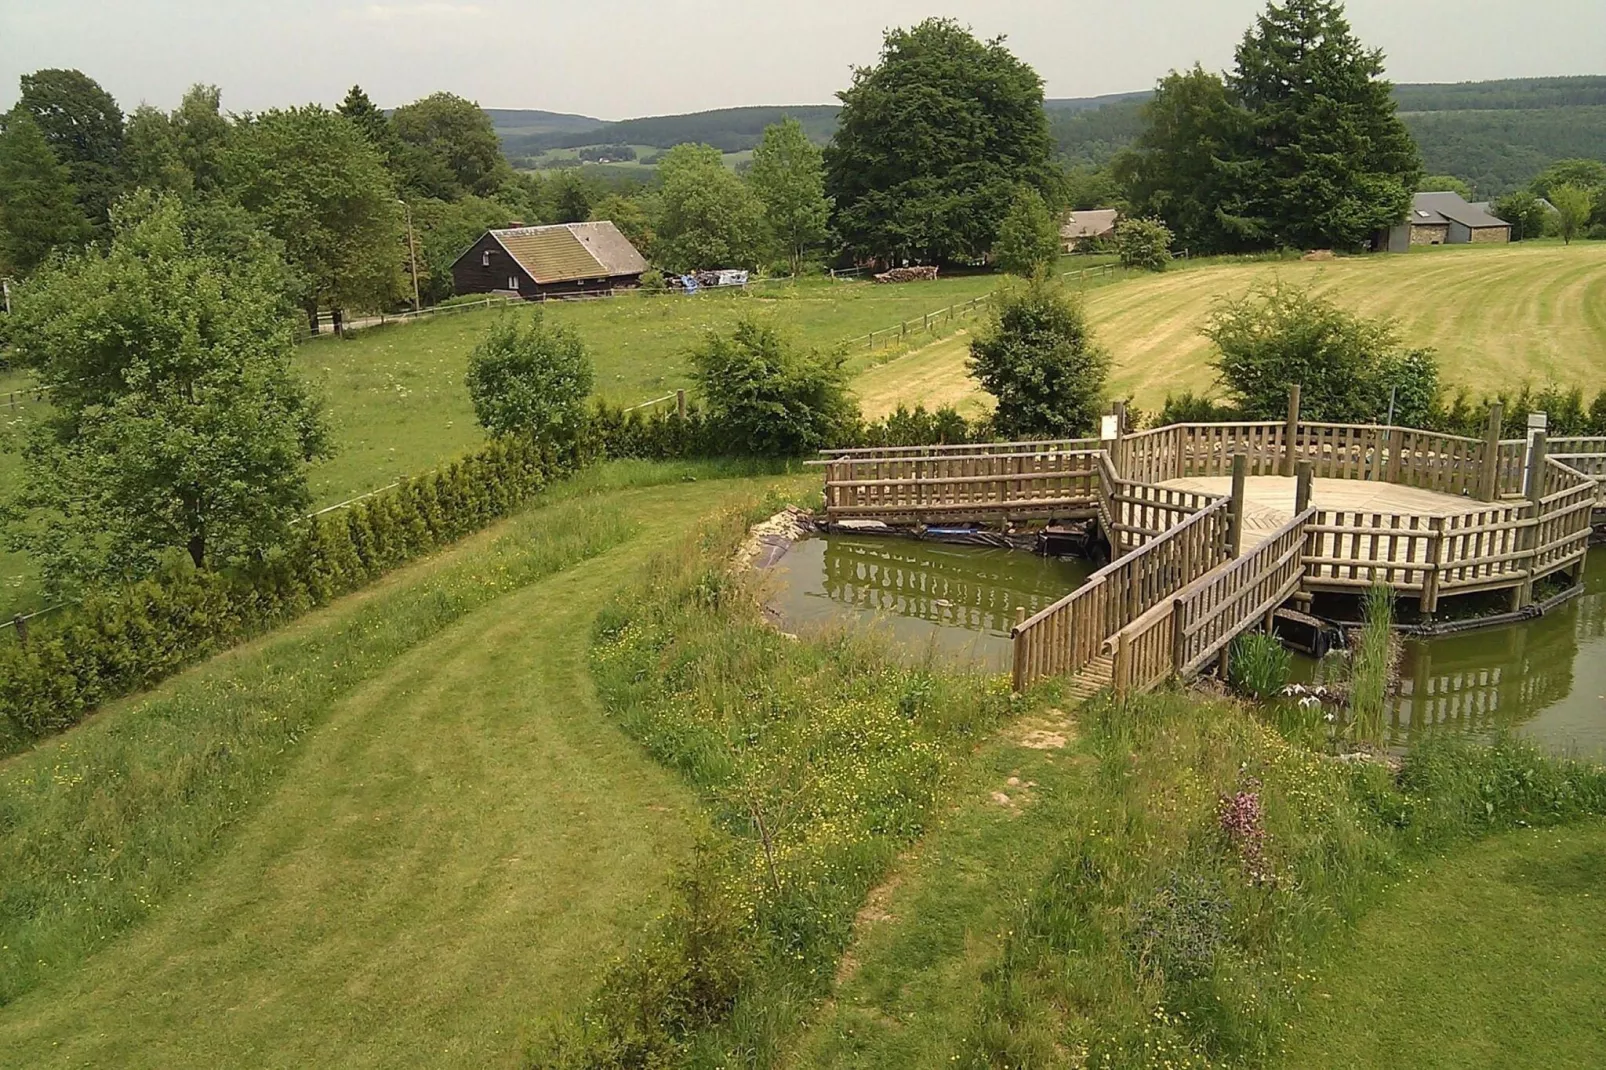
[1378,192,1511,252]
[1061,209,1119,252]
[451,221,649,299]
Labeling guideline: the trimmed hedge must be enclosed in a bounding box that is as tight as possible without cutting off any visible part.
[1,435,582,754]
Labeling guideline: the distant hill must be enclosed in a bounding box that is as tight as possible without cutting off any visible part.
[490,77,1606,194]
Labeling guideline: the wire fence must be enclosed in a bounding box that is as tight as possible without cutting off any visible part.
[856,262,1122,351]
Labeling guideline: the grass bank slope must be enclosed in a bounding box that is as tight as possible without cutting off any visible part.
[0,462,804,1068]
[1277,819,1606,1069]
[853,242,1606,414]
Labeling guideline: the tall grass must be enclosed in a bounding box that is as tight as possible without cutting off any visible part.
[1347,584,1396,746]
[1227,631,1293,700]
[539,497,1016,1067]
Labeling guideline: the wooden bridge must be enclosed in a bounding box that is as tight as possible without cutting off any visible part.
[818,398,1602,698]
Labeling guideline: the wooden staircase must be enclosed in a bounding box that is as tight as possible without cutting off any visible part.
[1063,655,1113,702]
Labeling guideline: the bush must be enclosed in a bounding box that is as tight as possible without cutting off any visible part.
[1227,631,1292,700]
[967,276,1110,439]
[1205,280,1440,424]
[993,186,1063,276]
[638,268,668,294]
[689,317,859,457]
[465,312,594,442]
[1156,390,1243,427]
[1,434,584,753]
[1114,216,1175,272]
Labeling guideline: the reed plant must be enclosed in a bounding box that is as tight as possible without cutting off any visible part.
[1346,584,1397,746]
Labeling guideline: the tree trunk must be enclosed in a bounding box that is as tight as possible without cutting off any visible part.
[306,303,320,334]
[187,533,205,570]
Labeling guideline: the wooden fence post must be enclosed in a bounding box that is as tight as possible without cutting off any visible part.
[1282,384,1302,476]
[1228,453,1248,558]
[1421,515,1445,614]
[676,389,687,419]
[1295,460,1314,513]
[11,614,26,646]
[1514,429,1549,609]
[1479,402,1504,502]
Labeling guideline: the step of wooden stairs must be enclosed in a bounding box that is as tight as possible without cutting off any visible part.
[1064,654,1114,702]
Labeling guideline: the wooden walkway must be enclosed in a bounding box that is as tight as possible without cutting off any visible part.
[819,407,1601,699]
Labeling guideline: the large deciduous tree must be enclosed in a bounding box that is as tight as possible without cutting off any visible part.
[825,19,1056,266]
[223,105,404,320]
[15,68,125,235]
[0,111,91,274]
[120,85,234,198]
[749,117,830,276]
[391,92,510,200]
[967,278,1110,438]
[1549,185,1594,245]
[653,144,763,273]
[2,193,330,591]
[1225,0,1421,250]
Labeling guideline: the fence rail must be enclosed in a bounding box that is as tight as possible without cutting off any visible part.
[822,449,1102,524]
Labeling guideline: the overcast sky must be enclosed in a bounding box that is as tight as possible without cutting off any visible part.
[2,1,1602,120]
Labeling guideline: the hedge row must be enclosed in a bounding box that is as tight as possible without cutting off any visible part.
[1,435,582,753]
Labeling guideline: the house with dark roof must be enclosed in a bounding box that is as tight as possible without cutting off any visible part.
[1061,209,1120,252]
[1379,192,1511,252]
[451,221,649,299]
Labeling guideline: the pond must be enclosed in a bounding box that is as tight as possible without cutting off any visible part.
[1370,551,1606,759]
[765,534,1092,672]
[768,534,1606,759]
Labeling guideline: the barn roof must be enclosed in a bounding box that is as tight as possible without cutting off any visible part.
[1411,192,1510,230]
[1061,209,1120,240]
[480,221,648,284]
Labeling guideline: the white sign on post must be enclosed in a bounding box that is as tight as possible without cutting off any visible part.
[1100,414,1120,442]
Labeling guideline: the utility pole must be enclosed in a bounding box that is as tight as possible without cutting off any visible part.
[398,199,420,312]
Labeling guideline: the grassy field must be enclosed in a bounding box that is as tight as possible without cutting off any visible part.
[855,241,1606,416]
[1278,820,1606,1068]
[0,461,806,1068]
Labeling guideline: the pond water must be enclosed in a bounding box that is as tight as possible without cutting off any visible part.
[766,535,1092,672]
[768,535,1606,759]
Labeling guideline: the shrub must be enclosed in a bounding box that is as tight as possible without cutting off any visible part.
[967,275,1110,439]
[1205,280,1440,423]
[1114,216,1175,272]
[993,186,1063,276]
[638,268,668,294]
[465,312,594,442]
[1227,631,1292,700]
[689,317,858,457]
[1156,390,1243,426]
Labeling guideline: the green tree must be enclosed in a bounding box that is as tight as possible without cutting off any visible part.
[223,105,404,321]
[171,85,232,195]
[546,168,598,223]
[993,186,1062,276]
[15,68,125,234]
[0,112,91,274]
[1419,174,1474,199]
[1204,280,1438,424]
[1114,216,1175,271]
[1226,0,1422,250]
[690,318,858,456]
[825,19,1056,265]
[654,144,763,273]
[465,312,594,442]
[1529,158,1606,200]
[2,193,329,588]
[967,277,1110,438]
[391,92,509,200]
[1492,190,1550,241]
[122,104,191,194]
[1549,184,1594,244]
[1113,66,1251,254]
[408,194,518,304]
[749,117,830,276]
[588,193,654,258]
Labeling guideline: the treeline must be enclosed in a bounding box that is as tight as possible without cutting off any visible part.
[505,104,841,156]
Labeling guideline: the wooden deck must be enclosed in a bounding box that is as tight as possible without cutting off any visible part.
[1160,476,1484,553]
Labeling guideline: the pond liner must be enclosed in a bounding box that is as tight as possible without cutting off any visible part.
[1318,582,1585,638]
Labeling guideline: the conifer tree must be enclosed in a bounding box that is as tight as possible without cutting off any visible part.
[0,111,90,274]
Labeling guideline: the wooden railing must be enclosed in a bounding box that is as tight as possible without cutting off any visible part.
[1532,459,1597,577]
[821,449,1101,523]
[1109,507,1315,695]
[1390,429,1486,497]
[1177,423,1288,479]
[1292,423,1388,480]
[818,438,1099,459]
[1012,499,1231,690]
[1549,439,1606,505]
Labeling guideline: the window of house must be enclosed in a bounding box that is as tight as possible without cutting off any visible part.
[508,276,519,290]
[482,250,492,266]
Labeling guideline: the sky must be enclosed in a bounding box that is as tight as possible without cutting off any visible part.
[2,0,1603,120]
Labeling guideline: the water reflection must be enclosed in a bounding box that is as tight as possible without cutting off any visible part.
[767,536,1093,671]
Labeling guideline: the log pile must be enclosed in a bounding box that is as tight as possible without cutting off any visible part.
[873,266,940,283]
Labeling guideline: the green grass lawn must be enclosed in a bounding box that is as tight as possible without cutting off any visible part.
[1276,820,1606,1069]
[0,460,807,1068]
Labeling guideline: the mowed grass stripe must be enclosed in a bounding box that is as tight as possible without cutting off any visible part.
[850,244,1606,414]
[0,466,801,1068]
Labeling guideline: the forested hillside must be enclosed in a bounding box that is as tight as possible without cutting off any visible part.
[492,76,1606,194]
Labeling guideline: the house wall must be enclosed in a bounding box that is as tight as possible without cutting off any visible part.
[452,234,534,296]
[1447,221,1472,244]
[1410,224,1451,246]
[1471,225,1511,244]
